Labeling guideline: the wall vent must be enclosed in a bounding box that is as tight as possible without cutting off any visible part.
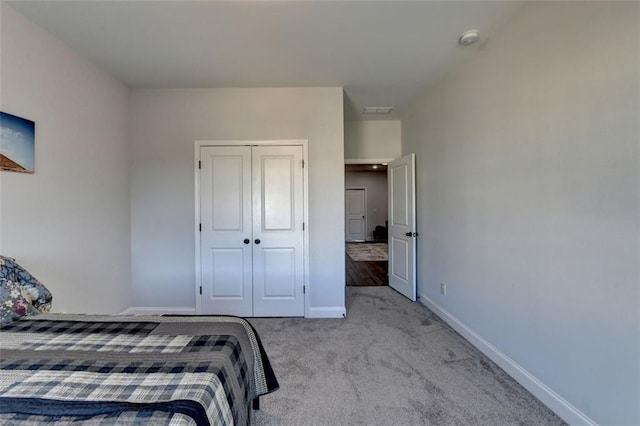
[362,106,393,114]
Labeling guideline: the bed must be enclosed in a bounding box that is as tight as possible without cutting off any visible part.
[0,257,278,425]
[0,314,278,425]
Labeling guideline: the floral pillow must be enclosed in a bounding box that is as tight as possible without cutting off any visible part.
[0,256,52,313]
[1,278,41,324]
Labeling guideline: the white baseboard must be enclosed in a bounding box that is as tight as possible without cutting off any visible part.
[417,291,596,426]
[306,306,346,319]
[121,306,346,318]
[119,306,196,315]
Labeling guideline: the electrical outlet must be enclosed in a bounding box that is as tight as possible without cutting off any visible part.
[440,282,447,296]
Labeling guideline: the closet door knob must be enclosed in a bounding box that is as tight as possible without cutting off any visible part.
[243,239,250,244]
[254,239,261,245]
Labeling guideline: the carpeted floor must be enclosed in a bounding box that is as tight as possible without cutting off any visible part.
[249,286,564,425]
[346,243,389,261]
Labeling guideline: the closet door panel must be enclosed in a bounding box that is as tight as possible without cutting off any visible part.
[261,248,295,297]
[262,157,294,230]
[200,146,253,316]
[252,146,304,317]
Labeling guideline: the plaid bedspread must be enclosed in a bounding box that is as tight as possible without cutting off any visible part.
[0,315,278,425]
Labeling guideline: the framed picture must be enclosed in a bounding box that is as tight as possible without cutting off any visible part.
[1,111,35,173]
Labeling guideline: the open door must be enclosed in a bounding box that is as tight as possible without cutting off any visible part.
[388,153,416,301]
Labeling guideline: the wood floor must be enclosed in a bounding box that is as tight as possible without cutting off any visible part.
[345,252,388,286]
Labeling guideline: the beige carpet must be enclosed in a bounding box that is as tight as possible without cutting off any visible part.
[249,287,564,425]
[346,243,388,261]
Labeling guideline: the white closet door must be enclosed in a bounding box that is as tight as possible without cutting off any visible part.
[200,146,253,316]
[252,145,305,317]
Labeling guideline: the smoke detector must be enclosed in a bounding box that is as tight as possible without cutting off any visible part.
[459,30,480,46]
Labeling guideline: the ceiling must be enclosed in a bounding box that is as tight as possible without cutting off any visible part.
[7,1,524,120]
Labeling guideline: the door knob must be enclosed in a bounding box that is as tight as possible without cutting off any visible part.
[405,232,412,237]
[254,239,261,244]
[243,239,250,244]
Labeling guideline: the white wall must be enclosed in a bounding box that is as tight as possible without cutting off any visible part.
[401,2,639,424]
[0,4,131,313]
[129,88,345,316]
[344,120,401,160]
[345,171,387,240]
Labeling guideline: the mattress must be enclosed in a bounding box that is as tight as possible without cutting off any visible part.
[0,314,278,425]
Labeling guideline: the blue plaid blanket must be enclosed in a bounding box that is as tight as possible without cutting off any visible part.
[0,315,278,425]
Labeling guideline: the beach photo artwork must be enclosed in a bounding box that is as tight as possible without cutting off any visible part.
[0,111,35,173]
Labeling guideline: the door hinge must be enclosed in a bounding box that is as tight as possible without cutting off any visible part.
[302,159,305,168]
[199,224,202,232]
[198,160,201,169]
[199,286,202,295]
[303,285,306,294]
[302,222,305,231]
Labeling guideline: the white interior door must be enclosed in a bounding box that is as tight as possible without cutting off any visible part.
[200,146,253,316]
[252,146,305,317]
[388,153,416,301]
[346,189,366,241]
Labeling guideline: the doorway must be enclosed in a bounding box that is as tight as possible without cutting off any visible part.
[345,163,389,286]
